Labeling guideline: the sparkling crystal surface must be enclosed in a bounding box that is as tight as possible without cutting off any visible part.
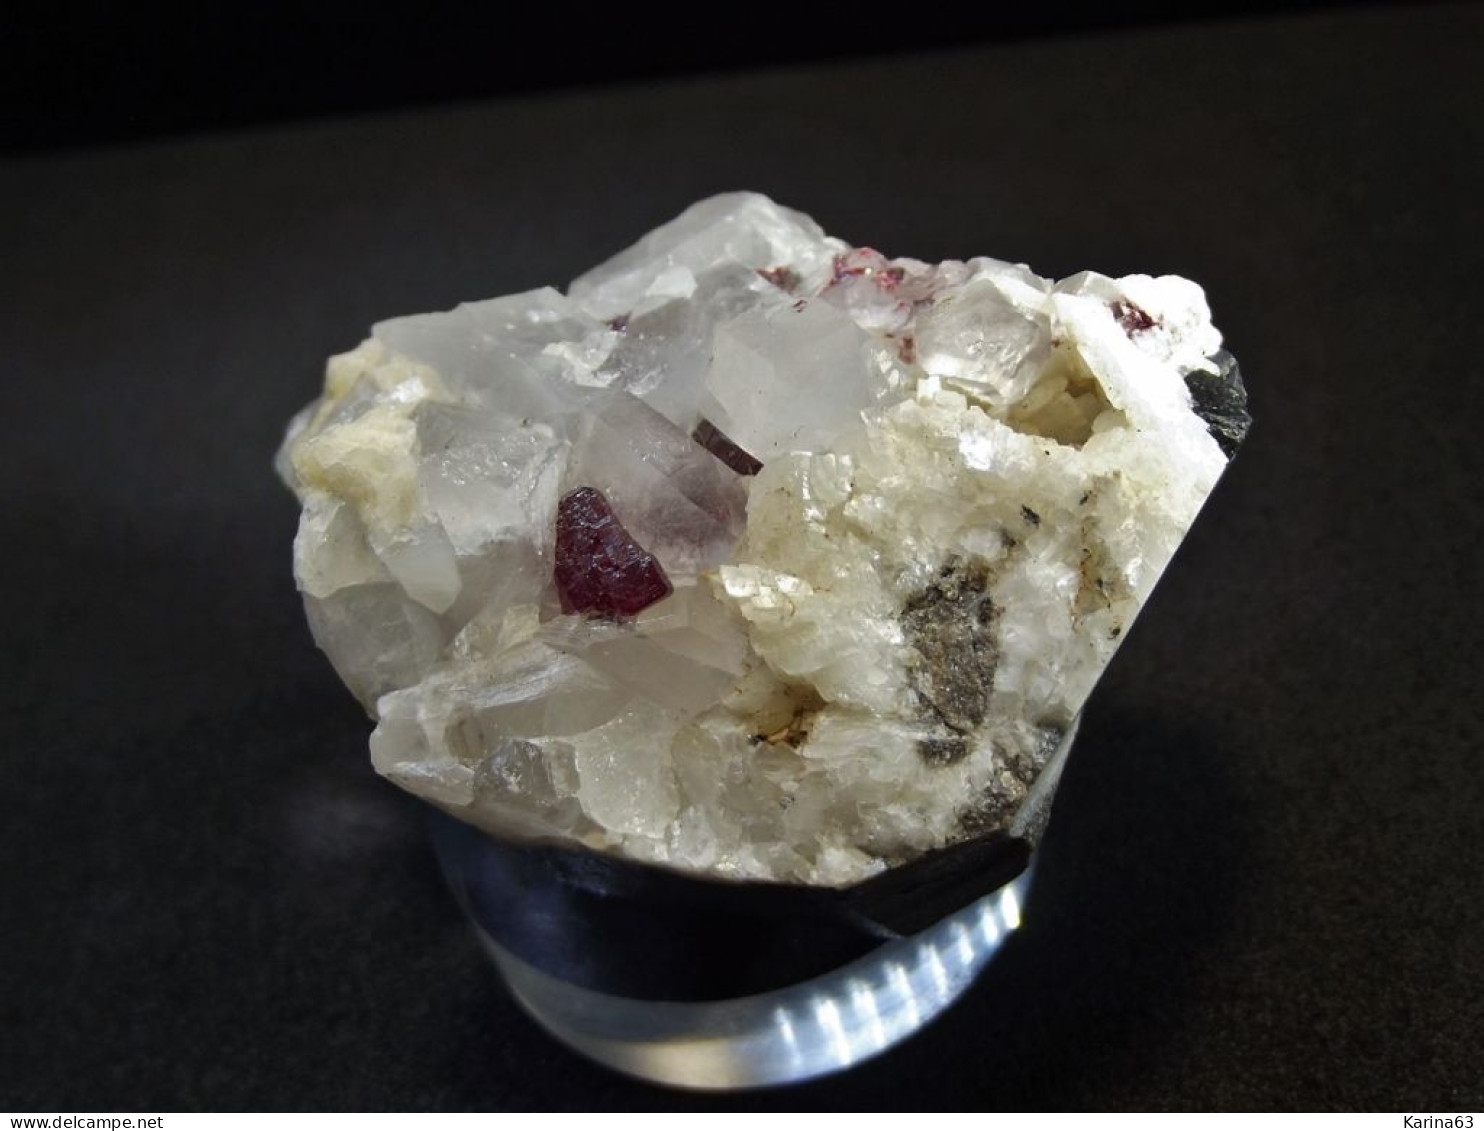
[279,192,1247,886]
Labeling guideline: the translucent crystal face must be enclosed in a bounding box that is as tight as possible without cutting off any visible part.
[279,192,1248,887]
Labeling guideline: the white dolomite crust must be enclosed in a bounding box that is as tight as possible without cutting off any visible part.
[279,193,1243,887]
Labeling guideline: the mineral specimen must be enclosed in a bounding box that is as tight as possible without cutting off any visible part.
[279,192,1248,886]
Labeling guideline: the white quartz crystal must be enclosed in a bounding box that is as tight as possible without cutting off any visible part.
[280,193,1245,887]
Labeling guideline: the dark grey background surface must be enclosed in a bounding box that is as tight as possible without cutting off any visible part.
[0,0,1361,153]
[3,3,1481,1110]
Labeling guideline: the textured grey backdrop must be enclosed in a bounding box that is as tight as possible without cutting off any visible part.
[2,3,1481,1110]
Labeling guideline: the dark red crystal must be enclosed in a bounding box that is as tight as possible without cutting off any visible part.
[554,486,673,618]
[1111,299,1157,335]
[691,417,764,477]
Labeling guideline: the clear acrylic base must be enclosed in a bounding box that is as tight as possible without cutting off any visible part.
[472,868,1032,1090]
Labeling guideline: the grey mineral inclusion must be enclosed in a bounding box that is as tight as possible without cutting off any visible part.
[278,193,1248,887]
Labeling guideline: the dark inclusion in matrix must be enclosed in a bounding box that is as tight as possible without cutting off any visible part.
[554,487,673,618]
[903,560,1000,766]
[692,418,764,477]
[1184,348,1252,459]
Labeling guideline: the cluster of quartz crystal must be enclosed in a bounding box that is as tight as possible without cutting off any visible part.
[279,193,1247,886]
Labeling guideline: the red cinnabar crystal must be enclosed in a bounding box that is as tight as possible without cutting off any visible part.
[691,418,764,477]
[554,486,673,617]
